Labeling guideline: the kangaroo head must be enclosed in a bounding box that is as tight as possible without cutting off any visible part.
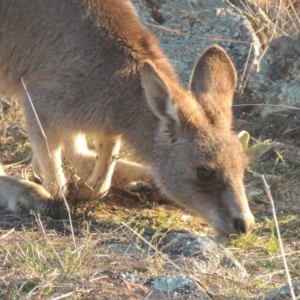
[141,45,255,235]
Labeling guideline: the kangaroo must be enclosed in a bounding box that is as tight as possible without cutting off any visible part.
[0,0,255,235]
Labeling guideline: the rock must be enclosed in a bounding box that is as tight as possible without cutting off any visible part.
[106,243,144,256]
[264,281,300,300]
[149,274,213,299]
[100,229,247,297]
[249,34,300,116]
[120,271,142,283]
[102,230,247,279]
[103,230,247,278]
[158,231,248,278]
[132,0,261,87]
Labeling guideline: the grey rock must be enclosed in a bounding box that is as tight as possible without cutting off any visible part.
[94,229,248,298]
[158,231,248,278]
[102,231,247,280]
[105,243,145,256]
[249,34,300,116]
[120,271,142,283]
[264,281,300,300]
[133,0,261,87]
[150,274,212,299]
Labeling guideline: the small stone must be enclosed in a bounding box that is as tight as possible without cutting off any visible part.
[264,281,300,300]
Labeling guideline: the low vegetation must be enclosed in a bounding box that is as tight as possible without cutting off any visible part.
[1,0,300,299]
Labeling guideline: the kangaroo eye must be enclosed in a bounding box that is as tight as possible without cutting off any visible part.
[197,167,215,182]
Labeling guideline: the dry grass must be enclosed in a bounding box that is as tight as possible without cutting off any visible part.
[1,100,300,299]
[255,0,300,33]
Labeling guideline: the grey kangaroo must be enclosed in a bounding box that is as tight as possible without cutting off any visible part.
[0,0,255,235]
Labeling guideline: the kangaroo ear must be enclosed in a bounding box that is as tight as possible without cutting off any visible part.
[190,45,237,122]
[141,62,180,142]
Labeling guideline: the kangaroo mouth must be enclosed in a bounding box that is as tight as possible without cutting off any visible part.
[210,212,255,236]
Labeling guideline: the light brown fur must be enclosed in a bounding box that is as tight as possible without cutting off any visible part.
[0,165,52,212]
[0,0,254,234]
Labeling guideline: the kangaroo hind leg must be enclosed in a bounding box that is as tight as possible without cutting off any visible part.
[89,133,121,197]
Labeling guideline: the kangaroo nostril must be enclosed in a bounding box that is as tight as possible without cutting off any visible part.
[233,217,247,234]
